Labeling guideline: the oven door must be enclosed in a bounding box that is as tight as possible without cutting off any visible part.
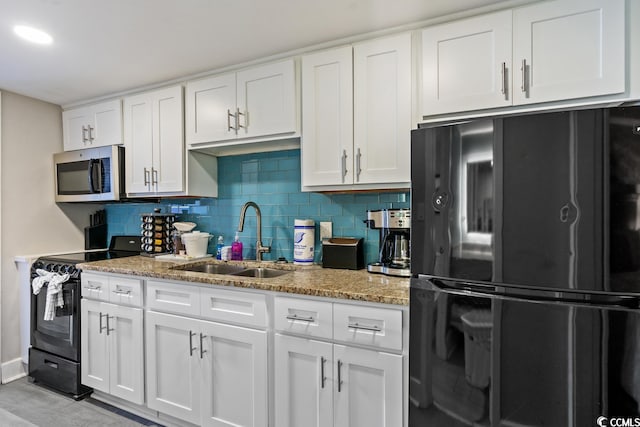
[31,280,80,361]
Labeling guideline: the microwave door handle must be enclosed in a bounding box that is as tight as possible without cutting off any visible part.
[95,159,103,193]
[88,159,101,193]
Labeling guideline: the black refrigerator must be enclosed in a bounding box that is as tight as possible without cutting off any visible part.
[409,107,640,426]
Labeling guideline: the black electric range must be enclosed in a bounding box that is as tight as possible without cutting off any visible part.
[28,235,140,399]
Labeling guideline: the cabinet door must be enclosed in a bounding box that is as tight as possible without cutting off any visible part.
[236,59,297,139]
[354,33,412,185]
[123,92,153,193]
[301,46,354,186]
[274,334,333,427]
[81,299,109,392]
[108,304,144,404]
[186,73,237,144]
[333,345,403,427]
[146,311,201,425]
[421,11,512,115]
[200,321,268,427]
[62,108,91,151]
[513,0,625,104]
[152,85,184,193]
[90,100,123,148]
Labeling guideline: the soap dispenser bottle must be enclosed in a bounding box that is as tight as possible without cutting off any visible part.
[231,233,243,261]
[216,235,224,260]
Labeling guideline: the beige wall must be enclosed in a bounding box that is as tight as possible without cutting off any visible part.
[0,91,96,366]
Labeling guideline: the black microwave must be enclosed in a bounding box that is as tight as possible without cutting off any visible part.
[53,145,124,202]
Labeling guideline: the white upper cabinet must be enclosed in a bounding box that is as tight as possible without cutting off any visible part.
[301,32,412,190]
[512,0,625,104]
[354,33,412,185]
[421,0,626,117]
[301,46,354,187]
[237,61,297,139]
[186,73,236,144]
[62,99,122,151]
[124,85,184,195]
[421,11,512,115]
[186,59,297,147]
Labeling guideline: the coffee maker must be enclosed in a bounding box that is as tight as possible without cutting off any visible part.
[364,208,410,277]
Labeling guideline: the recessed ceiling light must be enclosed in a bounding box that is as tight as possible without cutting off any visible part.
[13,25,53,45]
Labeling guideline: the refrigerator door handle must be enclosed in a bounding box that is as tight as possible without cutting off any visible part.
[425,277,640,309]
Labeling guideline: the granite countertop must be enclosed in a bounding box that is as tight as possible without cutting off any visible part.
[77,256,409,306]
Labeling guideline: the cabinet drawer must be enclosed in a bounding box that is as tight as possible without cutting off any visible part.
[274,296,332,339]
[108,276,143,307]
[200,287,267,328]
[146,281,200,316]
[333,303,402,351]
[81,272,109,301]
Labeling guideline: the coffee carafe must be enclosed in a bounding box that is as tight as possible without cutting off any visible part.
[364,208,411,277]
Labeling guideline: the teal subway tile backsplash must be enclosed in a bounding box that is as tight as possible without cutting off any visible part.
[105,149,409,264]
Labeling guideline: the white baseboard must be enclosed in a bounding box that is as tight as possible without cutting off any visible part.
[1,358,27,384]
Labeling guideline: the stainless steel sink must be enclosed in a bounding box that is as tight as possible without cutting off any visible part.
[231,268,289,278]
[180,264,247,275]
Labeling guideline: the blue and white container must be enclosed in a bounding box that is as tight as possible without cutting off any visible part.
[293,219,315,265]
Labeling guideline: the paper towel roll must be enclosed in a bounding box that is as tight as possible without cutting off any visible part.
[294,219,315,265]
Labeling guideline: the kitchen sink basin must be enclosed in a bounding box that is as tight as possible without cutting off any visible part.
[180,264,247,275]
[231,268,289,278]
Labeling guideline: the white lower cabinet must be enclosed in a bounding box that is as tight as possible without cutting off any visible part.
[81,299,144,404]
[146,310,268,427]
[274,296,405,427]
[333,345,403,427]
[275,335,333,427]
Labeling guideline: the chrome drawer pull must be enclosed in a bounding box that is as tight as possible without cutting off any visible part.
[112,289,132,296]
[348,322,381,332]
[286,314,315,323]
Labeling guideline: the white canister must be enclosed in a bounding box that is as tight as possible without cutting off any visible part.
[294,219,315,265]
[181,231,212,257]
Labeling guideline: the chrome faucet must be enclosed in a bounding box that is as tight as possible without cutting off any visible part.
[237,201,271,261]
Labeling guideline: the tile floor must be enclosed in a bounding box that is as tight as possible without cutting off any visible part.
[0,377,162,426]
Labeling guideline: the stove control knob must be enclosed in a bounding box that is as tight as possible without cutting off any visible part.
[66,266,77,276]
[44,263,54,272]
[32,261,44,271]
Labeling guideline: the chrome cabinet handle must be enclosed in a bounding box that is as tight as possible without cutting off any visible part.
[86,285,101,291]
[337,360,343,392]
[236,108,245,130]
[151,168,158,186]
[341,150,348,183]
[189,331,197,356]
[99,312,106,334]
[106,315,114,335]
[199,333,207,359]
[112,289,131,296]
[348,322,381,332]
[501,62,507,98]
[227,109,236,132]
[88,125,95,142]
[143,168,150,186]
[82,126,88,143]
[320,356,326,389]
[286,314,315,323]
[355,148,362,182]
[521,59,527,93]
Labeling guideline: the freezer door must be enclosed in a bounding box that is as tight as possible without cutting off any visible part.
[409,278,640,427]
[410,109,605,290]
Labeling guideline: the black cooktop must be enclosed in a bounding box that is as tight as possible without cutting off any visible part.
[38,236,141,265]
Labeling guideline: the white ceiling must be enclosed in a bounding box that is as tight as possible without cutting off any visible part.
[0,0,514,106]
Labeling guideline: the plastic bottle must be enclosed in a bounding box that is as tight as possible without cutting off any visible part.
[231,233,243,261]
[216,235,224,260]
